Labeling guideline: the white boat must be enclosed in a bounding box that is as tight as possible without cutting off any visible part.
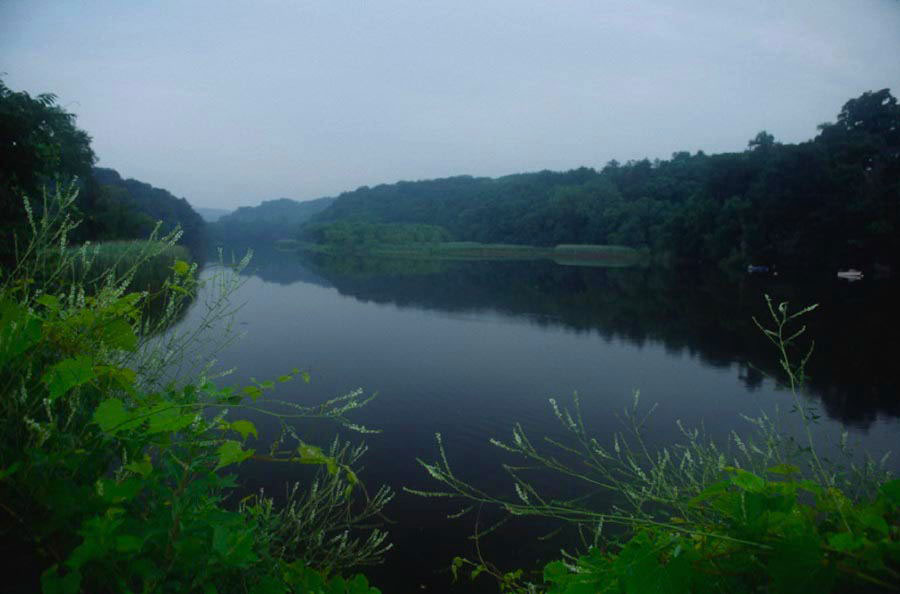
[837,269,864,280]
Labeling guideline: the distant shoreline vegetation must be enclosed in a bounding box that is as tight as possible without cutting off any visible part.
[221,89,900,276]
[275,220,644,266]
[281,239,644,267]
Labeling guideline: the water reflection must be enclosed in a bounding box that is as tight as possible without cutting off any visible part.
[238,244,899,429]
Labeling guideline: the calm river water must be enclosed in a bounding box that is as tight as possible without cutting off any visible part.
[172,246,899,592]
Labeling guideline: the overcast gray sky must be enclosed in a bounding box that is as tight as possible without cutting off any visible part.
[2,0,899,209]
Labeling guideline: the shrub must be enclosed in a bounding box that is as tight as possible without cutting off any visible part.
[0,185,389,593]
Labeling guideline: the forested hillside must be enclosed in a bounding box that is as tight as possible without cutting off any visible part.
[209,197,334,243]
[0,79,205,261]
[92,167,206,256]
[303,90,899,272]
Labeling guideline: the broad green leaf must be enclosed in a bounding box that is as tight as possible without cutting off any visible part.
[730,468,766,493]
[216,440,254,470]
[36,294,61,311]
[98,318,137,351]
[124,455,153,477]
[688,480,730,506]
[859,510,889,536]
[145,403,195,434]
[828,532,863,552]
[229,420,258,440]
[43,355,95,400]
[93,399,131,433]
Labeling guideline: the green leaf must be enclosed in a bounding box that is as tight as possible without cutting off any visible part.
[115,534,142,553]
[173,259,190,275]
[828,532,863,552]
[543,560,568,583]
[124,455,153,477]
[98,318,137,351]
[242,385,263,402]
[145,403,195,434]
[301,370,310,383]
[878,479,900,505]
[688,480,730,506]
[97,478,143,503]
[43,355,95,400]
[41,565,81,594]
[729,468,766,493]
[93,399,131,434]
[37,294,61,311]
[297,443,338,474]
[229,420,258,440]
[859,510,889,536]
[216,440,254,470]
[0,298,42,365]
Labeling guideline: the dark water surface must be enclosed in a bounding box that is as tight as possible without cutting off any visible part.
[174,246,899,592]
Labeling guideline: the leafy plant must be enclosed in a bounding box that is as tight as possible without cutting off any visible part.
[0,185,389,592]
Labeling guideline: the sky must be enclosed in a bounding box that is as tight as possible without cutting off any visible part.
[2,0,900,210]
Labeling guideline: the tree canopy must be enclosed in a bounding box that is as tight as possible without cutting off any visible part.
[1,79,206,262]
[293,89,899,272]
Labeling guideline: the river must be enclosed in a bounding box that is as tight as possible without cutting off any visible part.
[170,245,899,592]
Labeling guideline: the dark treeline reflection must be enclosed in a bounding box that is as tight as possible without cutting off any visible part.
[232,244,899,429]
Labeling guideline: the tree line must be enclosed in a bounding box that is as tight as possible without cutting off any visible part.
[0,79,206,263]
[298,89,899,272]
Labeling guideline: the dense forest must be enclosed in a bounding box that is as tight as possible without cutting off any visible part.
[0,79,206,261]
[295,90,899,273]
[209,197,334,243]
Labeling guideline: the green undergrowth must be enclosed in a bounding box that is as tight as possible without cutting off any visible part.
[415,299,899,593]
[70,240,192,293]
[0,187,388,593]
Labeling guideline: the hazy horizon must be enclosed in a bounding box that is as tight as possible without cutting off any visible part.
[3,0,900,210]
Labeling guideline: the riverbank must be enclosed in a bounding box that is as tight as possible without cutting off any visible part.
[274,239,646,267]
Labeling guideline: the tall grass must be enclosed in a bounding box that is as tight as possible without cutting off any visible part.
[71,240,192,293]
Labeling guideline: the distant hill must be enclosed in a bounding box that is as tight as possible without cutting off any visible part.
[93,167,206,257]
[194,207,232,222]
[210,197,335,243]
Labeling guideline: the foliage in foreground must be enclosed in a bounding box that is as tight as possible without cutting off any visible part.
[0,188,388,593]
[415,300,899,592]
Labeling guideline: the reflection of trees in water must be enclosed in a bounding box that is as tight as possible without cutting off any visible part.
[238,247,900,428]
[219,243,332,288]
